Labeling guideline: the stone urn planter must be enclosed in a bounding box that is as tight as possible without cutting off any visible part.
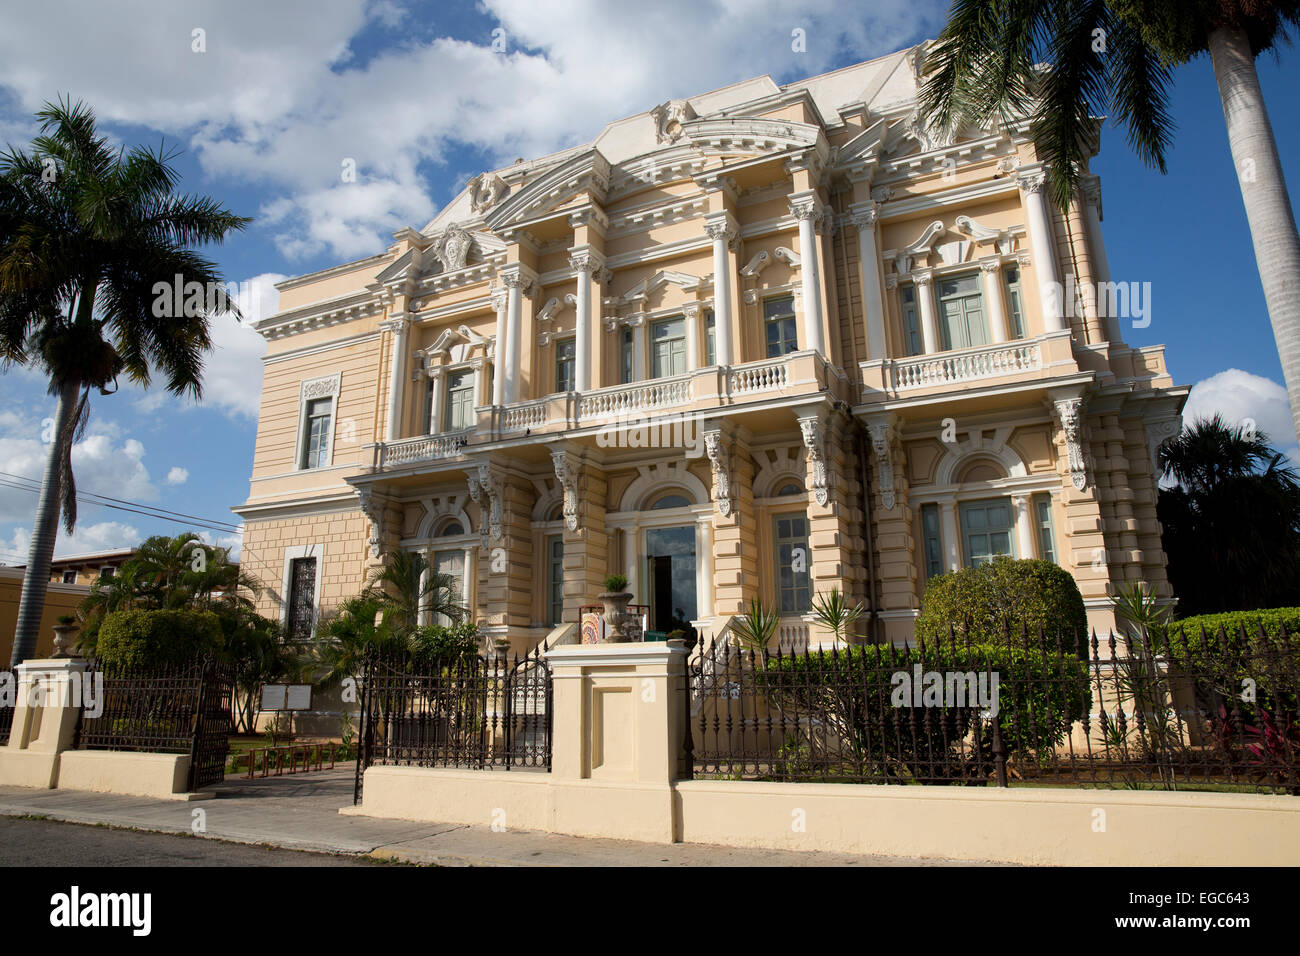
[599,576,635,643]
[51,621,80,659]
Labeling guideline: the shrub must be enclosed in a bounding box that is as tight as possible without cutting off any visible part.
[603,573,628,593]
[915,557,1088,651]
[756,639,1092,783]
[408,620,480,663]
[1165,608,1300,720]
[95,608,224,669]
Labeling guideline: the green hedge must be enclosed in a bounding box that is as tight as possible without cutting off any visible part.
[96,608,224,669]
[915,558,1088,650]
[1165,608,1300,717]
[756,640,1091,783]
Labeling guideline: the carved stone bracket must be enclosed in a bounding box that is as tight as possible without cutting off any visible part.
[550,449,581,532]
[1052,396,1091,491]
[466,462,503,543]
[867,420,897,511]
[1145,417,1183,480]
[797,414,830,507]
[357,489,384,559]
[703,430,733,517]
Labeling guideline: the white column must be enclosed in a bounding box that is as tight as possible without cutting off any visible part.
[913,270,941,354]
[631,318,647,381]
[1082,176,1124,344]
[490,290,508,407]
[1018,166,1066,333]
[940,500,961,572]
[502,269,525,404]
[696,517,714,619]
[790,193,826,356]
[570,251,599,392]
[706,215,735,366]
[1012,494,1037,559]
[979,258,1011,344]
[382,314,410,442]
[851,202,888,360]
[623,526,639,603]
[684,304,700,370]
[427,366,445,434]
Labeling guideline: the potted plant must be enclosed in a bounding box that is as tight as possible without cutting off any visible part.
[599,573,634,643]
[51,614,80,659]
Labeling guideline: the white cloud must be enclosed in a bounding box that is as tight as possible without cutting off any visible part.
[128,272,279,419]
[166,467,189,485]
[0,1,937,259]
[1182,368,1299,461]
[4,521,141,563]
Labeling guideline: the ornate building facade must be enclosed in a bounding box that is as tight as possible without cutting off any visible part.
[236,43,1186,651]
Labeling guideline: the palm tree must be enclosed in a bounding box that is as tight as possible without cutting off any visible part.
[1157,414,1300,613]
[921,2,1300,438]
[363,550,466,632]
[0,99,249,665]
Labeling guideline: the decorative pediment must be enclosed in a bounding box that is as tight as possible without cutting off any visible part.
[898,220,945,274]
[483,149,611,232]
[620,269,704,305]
[955,215,1018,256]
[423,325,493,364]
[682,117,826,162]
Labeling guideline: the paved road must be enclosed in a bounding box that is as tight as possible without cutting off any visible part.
[0,816,379,867]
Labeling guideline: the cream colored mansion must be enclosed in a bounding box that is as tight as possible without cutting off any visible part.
[236,44,1186,651]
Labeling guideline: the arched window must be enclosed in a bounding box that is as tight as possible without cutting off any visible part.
[437,520,464,537]
[775,481,804,497]
[649,492,691,510]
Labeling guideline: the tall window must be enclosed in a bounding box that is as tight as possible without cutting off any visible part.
[432,548,466,626]
[420,377,434,434]
[705,310,716,366]
[444,370,474,430]
[651,317,686,378]
[961,499,1015,567]
[555,338,576,393]
[901,285,924,356]
[937,272,989,351]
[1034,493,1057,563]
[921,503,944,578]
[287,556,317,639]
[764,295,798,358]
[1005,266,1027,339]
[773,514,811,614]
[546,534,564,626]
[300,398,332,469]
[620,328,635,384]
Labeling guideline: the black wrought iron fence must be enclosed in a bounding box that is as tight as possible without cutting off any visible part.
[0,669,13,747]
[685,623,1300,794]
[354,645,552,804]
[77,657,234,790]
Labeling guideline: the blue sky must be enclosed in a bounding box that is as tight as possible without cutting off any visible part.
[0,1,1296,586]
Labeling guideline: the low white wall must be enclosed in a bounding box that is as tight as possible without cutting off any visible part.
[348,765,1300,866]
[56,751,194,800]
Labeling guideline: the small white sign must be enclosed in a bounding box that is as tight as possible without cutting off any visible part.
[285,684,312,711]
[260,684,288,711]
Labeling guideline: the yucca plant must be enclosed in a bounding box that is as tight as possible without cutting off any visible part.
[731,597,780,654]
[810,588,865,647]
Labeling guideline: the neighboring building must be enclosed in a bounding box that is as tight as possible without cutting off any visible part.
[236,42,1185,651]
[44,549,137,586]
[0,567,89,664]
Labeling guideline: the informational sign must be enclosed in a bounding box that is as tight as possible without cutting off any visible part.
[260,684,314,711]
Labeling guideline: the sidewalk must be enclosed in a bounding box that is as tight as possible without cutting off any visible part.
[0,769,995,866]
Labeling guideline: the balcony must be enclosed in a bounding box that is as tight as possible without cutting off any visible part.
[363,352,844,473]
[860,330,1079,404]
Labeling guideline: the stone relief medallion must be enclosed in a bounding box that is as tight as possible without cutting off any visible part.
[468,172,508,213]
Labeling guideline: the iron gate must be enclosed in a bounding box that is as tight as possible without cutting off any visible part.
[354,646,552,804]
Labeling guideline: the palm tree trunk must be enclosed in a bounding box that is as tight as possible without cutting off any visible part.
[9,379,79,666]
[1210,26,1300,441]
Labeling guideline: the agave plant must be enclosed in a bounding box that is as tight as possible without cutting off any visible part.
[810,588,865,648]
[731,597,780,654]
